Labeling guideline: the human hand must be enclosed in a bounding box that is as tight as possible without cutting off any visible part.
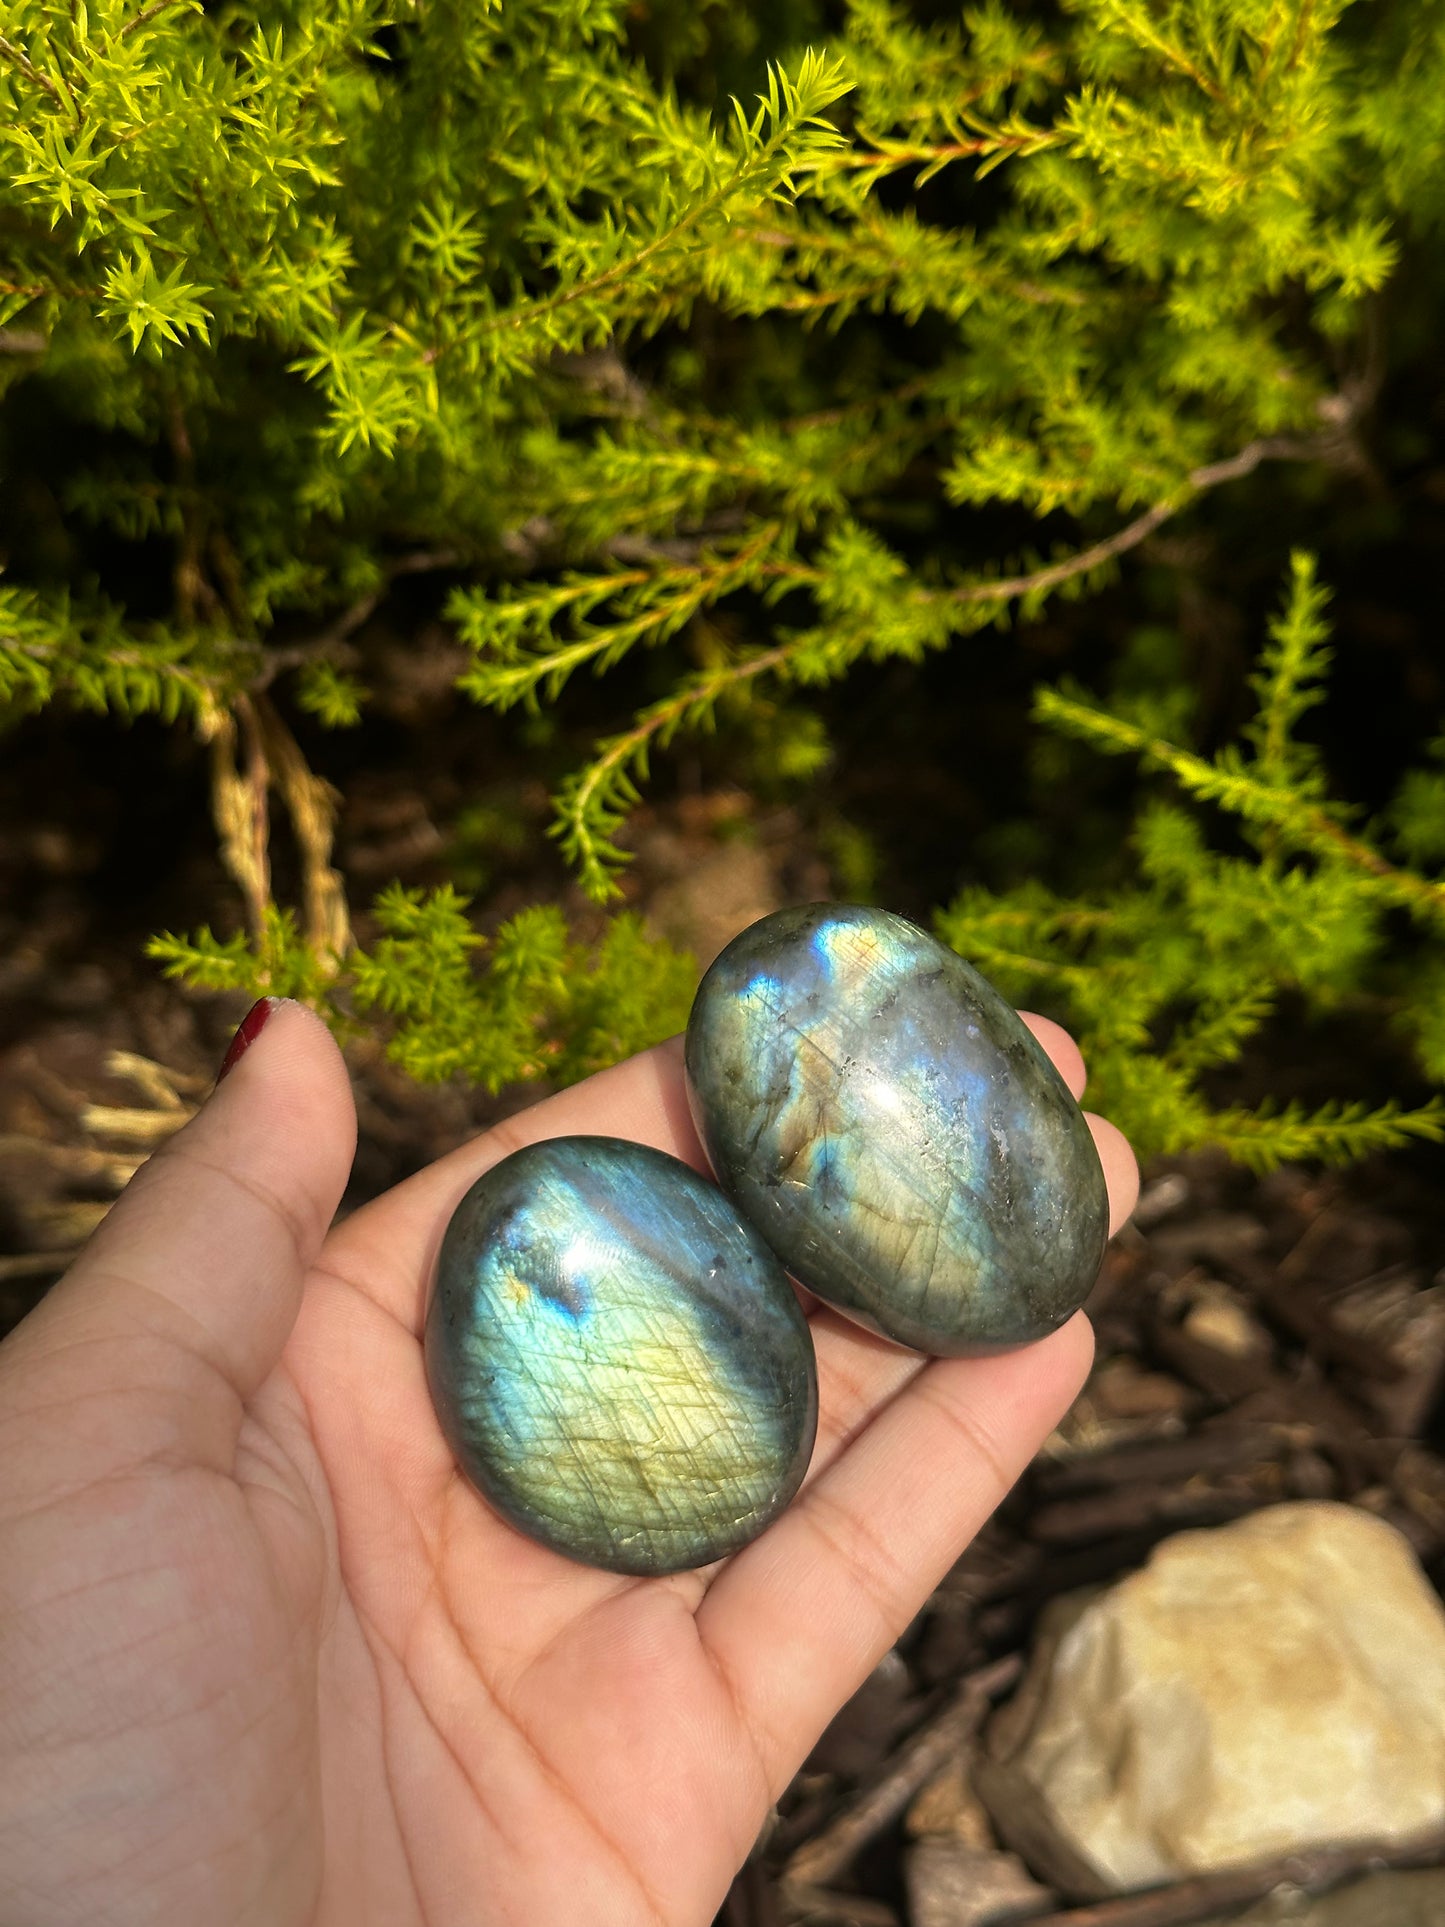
[0,999,1137,1927]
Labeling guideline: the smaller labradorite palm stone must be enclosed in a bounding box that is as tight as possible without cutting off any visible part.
[685,903,1108,1356]
[425,1136,818,1576]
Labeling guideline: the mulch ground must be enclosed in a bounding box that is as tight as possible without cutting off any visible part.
[732,1138,1445,1926]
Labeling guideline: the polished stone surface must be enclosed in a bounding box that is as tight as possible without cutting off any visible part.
[685,903,1108,1354]
[425,1136,818,1575]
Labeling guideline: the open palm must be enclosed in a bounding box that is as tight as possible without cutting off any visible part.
[0,1001,1136,1927]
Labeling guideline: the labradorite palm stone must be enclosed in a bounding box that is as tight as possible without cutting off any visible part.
[425,1136,817,1576]
[685,903,1108,1356]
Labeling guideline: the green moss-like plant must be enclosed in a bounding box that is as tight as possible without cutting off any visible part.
[941,555,1445,1167]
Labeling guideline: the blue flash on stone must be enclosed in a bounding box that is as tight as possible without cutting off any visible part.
[685,903,1109,1355]
[425,1135,818,1576]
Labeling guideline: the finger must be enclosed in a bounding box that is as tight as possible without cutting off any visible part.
[1019,1012,1085,1099]
[769,1066,1133,1493]
[6,1000,356,1471]
[799,1114,1134,1498]
[696,1312,1094,1790]
[1087,1113,1139,1235]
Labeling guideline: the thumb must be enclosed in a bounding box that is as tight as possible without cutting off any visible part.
[4,998,357,1472]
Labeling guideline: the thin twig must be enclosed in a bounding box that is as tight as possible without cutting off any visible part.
[1033,1823,1445,1927]
[556,414,1349,861]
[391,546,462,578]
[602,517,756,568]
[256,549,461,690]
[104,1049,200,1106]
[951,430,1346,609]
[0,33,62,101]
[120,0,188,38]
[1051,696,1445,926]
[783,1888,900,1927]
[78,1105,192,1144]
[191,181,243,292]
[0,1136,142,1187]
[784,1654,1022,1890]
[558,635,798,871]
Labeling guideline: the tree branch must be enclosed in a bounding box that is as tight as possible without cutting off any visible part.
[0,33,62,102]
[950,423,1357,611]
[120,0,190,39]
[1034,1822,1445,1926]
[205,695,271,942]
[254,549,461,691]
[783,1655,1022,1891]
[256,694,351,968]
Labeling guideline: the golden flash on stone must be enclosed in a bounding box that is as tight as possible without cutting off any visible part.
[425,1136,818,1576]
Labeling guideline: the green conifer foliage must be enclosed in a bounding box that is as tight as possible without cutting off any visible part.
[3,0,1445,1155]
[942,556,1445,1167]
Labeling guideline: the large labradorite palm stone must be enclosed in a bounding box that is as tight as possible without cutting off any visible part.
[425,1135,818,1576]
[685,903,1108,1356]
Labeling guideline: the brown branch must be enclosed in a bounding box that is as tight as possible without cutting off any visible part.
[206,696,271,942]
[1283,0,1317,75]
[256,694,351,970]
[535,424,1356,824]
[256,549,461,691]
[604,517,752,566]
[783,1654,1022,1891]
[783,374,935,434]
[1062,700,1445,926]
[202,691,351,971]
[954,498,1179,607]
[1288,808,1445,923]
[120,0,189,37]
[950,427,1353,610]
[391,546,463,578]
[1033,1822,1445,1927]
[167,400,242,633]
[1126,23,1228,102]
[191,181,243,293]
[0,1135,142,1188]
[79,1104,192,1144]
[561,634,800,861]
[0,33,62,101]
[782,1888,899,1927]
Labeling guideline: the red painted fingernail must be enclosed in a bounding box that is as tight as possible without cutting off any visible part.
[217,998,278,1083]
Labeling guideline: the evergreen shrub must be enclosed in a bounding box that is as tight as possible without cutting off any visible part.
[4,0,1445,1162]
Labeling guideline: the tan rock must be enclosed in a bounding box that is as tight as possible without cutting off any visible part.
[1091,1355,1193,1420]
[996,1505,1445,1891]
[905,1842,1053,1927]
[1181,1282,1270,1357]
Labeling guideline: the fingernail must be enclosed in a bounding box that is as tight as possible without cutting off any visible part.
[217,998,279,1083]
